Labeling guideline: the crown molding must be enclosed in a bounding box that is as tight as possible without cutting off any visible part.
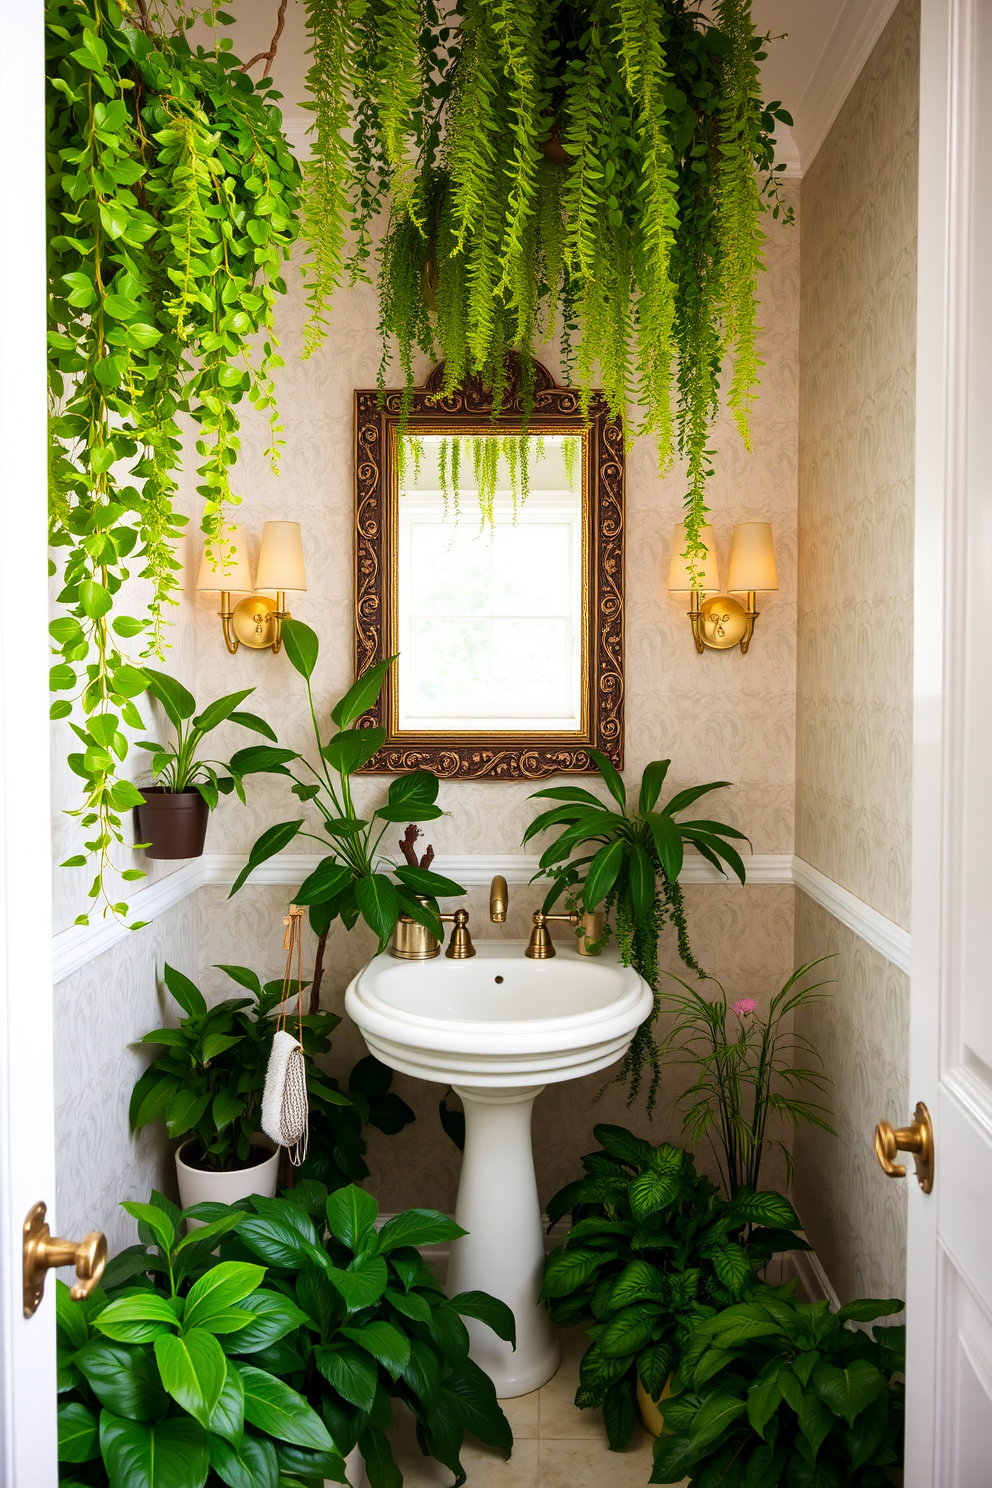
[795,0,901,170]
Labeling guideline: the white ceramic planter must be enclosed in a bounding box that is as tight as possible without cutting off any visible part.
[175,1135,279,1213]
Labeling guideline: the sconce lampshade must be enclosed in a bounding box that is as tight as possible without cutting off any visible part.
[196,524,253,593]
[727,522,778,592]
[667,523,720,592]
[255,521,307,592]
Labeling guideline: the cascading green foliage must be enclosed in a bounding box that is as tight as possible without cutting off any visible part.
[402,431,577,526]
[46,0,301,923]
[301,0,793,563]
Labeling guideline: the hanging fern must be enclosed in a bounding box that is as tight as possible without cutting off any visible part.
[301,0,792,555]
[46,0,300,922]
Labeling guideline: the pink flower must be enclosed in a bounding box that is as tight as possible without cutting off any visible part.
[733,998,756,1018]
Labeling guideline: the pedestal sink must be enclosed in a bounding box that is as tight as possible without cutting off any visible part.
[344,943,652,1397]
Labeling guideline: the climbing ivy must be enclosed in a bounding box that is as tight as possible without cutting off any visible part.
[301,0,793,564]
[46,0,300,923]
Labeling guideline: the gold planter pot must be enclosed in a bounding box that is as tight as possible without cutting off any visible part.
[575,910,605,955]
[636,1375,673,1437]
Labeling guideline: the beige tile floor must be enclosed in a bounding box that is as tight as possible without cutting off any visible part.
[389,1328,688,1487]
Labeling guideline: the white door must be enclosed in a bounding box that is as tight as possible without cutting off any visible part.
[906,1,992,1483]
[0,0,60,1478]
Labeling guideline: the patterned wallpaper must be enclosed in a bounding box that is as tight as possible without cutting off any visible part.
[792,0,918,1303]
[49,166,801,1227]
[795,0,918,932]
[793,894,909,1302]
[54,897,199,1257]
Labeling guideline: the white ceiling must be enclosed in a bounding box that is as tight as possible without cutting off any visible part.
[216,0,902,176]
[751,0,901,172]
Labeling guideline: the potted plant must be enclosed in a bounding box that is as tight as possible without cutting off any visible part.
[661,960,836,1197]
[227,621,466,988]
[55,1192,345,1488]
[651,1291,906,1486]
[129,963,410,1209]
[134,669,276,859]
[524,752,750,1106]
[212,1180,517,1485]
[540,1125,808,1450]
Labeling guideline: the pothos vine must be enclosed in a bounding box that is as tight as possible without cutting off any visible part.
[46,0,300,922]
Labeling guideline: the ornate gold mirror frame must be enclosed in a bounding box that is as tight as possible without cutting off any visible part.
[354,358,624,779]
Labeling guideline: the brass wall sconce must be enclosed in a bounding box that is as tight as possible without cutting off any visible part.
[197,521,307,655]
[668,521,778,654]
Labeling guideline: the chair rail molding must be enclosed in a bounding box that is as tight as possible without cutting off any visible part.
[52,851,910,984]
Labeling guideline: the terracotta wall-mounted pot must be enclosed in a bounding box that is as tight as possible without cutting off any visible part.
[135,786,209,859]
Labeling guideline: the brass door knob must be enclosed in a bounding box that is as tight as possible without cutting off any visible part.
[23,1202,107,1318]
[874,1101,934,1193]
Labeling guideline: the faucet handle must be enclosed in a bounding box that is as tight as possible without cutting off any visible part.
[490,875,508,923]
[525,909,579,959]
[441,907,476,959]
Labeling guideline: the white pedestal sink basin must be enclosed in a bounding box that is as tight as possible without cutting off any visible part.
[344,943,652,1397]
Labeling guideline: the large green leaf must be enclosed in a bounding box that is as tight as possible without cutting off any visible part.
[237,1213,326,1272]
[293,857,354,907]
[373,801,443,823]
[74,1339,169,1421]
[836,1298,904,1325]
[315,1342,379,1410]
[240,1364,336,1448]
[593,1124,657,1167]
[183,1262,265,1331]
[322,727,386,776]
[607,1260,665,1310]
[359,1426,401,1488]
[376,1209,466,1253]
[154,1329,227,1427]
[598,1304,657,1359]
[392,865,465,899]
[143,668,195,727]
[583,839,625,911]
[395,888,445,942]
[58,1402,101,1463]
[798,1388,834,1459]
[93,1293,179,1344]
[280,618,319,680]
[98,1411,210,1488]
[541,1246,612,1299]
[646,811,684,882]
[449,1290,517,1346]
[732,1190,801,1230]
[812,1359,884,1425]
[228,746,298,778]
[228,1291,312,1353]
[711,1242,752,1297]
[746,1370,784,1439]
[207,1365,245,1446]
[588,747,626,810]
[326,1255,389,1312]
[387,771,439,807]
[355,873,400,944]
[191,689,254,736]
[628,1168,681,1219]
[208,1431,278,1488]
[442,1357,513,1455]
[342,1320,411,1379]
[229,819,304,896]
[162,964,206,1019]
[638,759,671,814]
[331,656,395,729]
[628,843,656,920]
[662,780,732,816]
[120,1198,177,1252]
[325,1183,378,1251]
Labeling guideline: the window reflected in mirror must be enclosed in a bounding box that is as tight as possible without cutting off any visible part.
[396,434,585,733]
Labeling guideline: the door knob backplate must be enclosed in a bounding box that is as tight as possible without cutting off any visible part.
[23,1202,107,1317]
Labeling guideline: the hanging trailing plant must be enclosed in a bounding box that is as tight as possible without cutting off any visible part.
[301,0,793,564]
[46,0,301,923]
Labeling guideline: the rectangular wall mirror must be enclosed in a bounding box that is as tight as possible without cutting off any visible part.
[354,360,625,779]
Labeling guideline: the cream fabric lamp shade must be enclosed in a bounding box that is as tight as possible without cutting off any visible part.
[196,524,252,593]
[255,521,307,592]
[667,523,720,592]
[727,522,778,592]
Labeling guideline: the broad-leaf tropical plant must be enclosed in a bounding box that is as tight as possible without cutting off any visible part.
[128,964,411,1177]
[540,1124,808,1451]
[525,751,749,1108]
[662,960,836,1198]
[135,671,276,810]
[56,1191,343,1488]
[210,1182,517,1487]
[651,1291,906,1486]
[229,621,466,982]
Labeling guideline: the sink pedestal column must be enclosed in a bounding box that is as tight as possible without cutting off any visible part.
[446,1084,561,1398]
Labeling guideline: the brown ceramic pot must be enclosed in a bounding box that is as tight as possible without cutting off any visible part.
[135,786,209,859]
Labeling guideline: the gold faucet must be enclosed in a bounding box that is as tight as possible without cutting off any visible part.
[389,900,475,959]
[490,874,508,923]
[525,909,580,959]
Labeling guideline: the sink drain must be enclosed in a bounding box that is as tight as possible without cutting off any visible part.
[494,975,504,984]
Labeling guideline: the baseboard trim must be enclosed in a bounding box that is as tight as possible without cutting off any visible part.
[52,850,909,983]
